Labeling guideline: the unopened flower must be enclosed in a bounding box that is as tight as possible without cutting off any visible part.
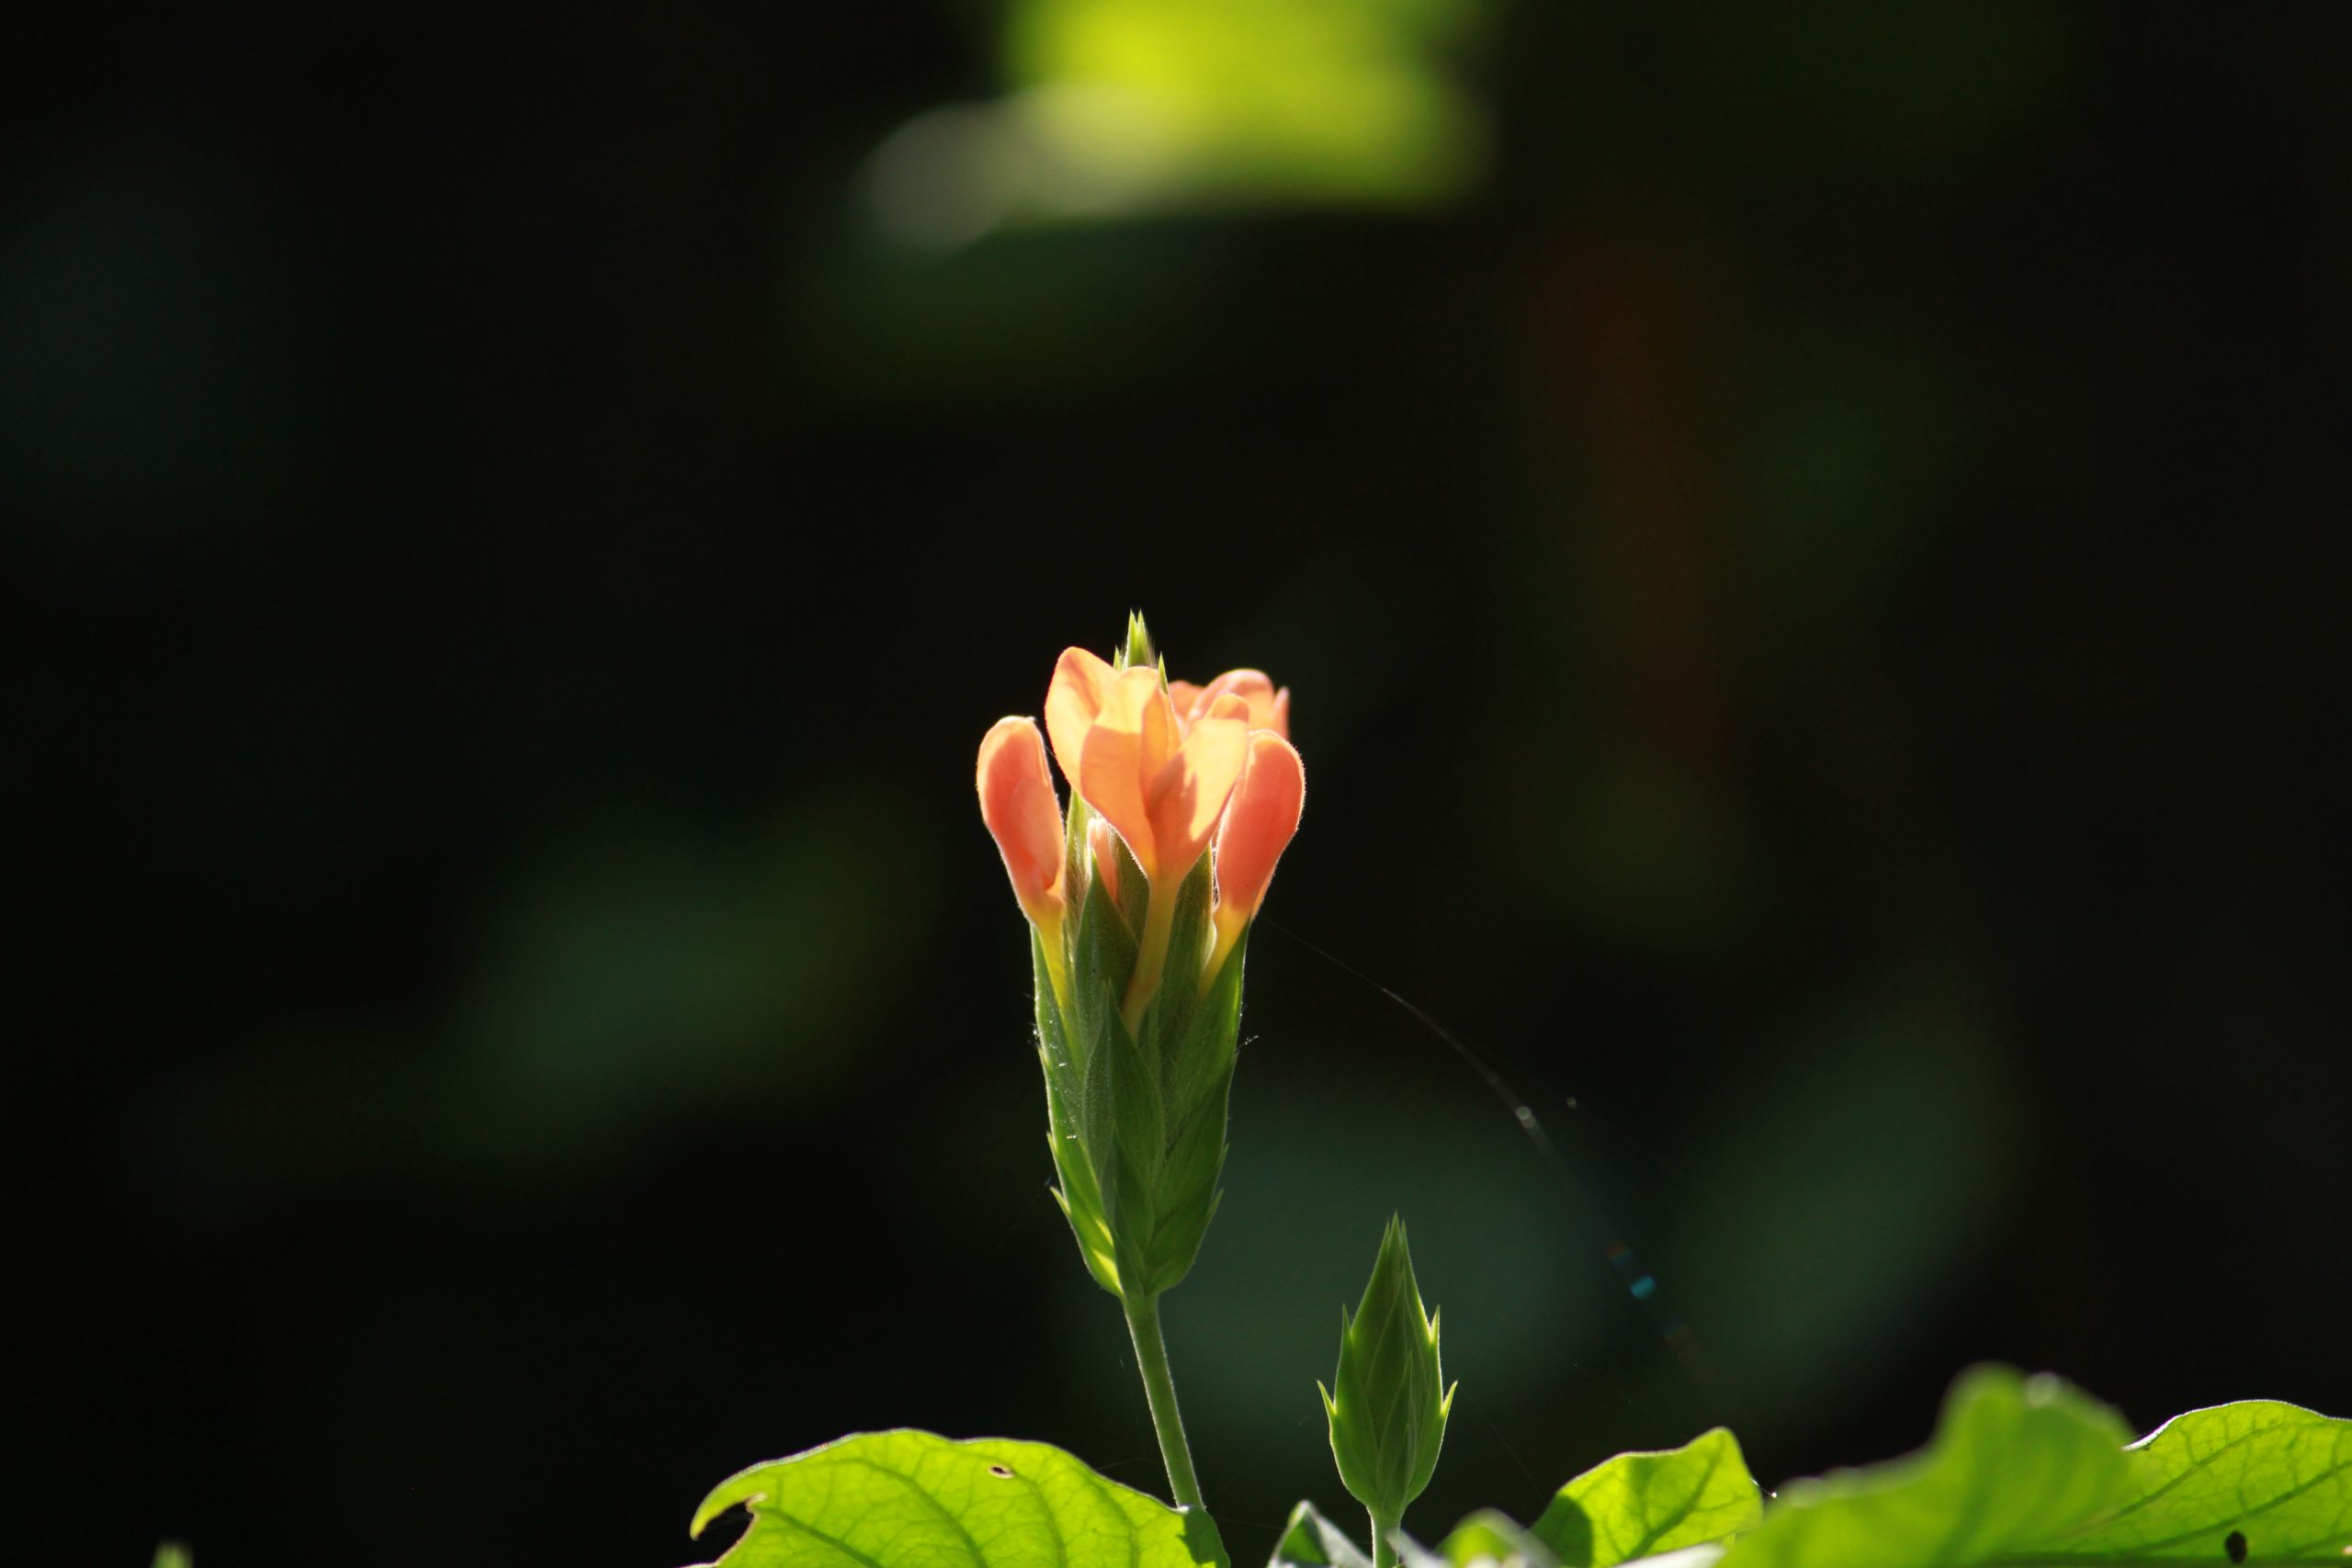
[976,716,1069,998]
[1207,729,1306,984]
[1324,1216,1454,1551]
[977,615,1306,1309]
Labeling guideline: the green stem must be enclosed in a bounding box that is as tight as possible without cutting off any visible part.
[1122,1289,1204,1509]
[1371,1511,1400,1568]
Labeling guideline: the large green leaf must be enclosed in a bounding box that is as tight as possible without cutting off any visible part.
[689,1430,1228,1568]
[1714,1367,2135,1568]
[1530,1428,1761,1568]
[2041,1400,2352,1566]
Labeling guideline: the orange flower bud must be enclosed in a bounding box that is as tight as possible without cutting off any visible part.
[978,617,1305,1314]
[977,716,1068,935]
[1207,731,1305,982]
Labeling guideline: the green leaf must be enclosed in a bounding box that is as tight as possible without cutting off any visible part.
[689,1430,1228,1568]
[1716,1367,2134,1568]
[1531,1428,1761,1568]
[1437,1510,1561,1568]
[2041,1400,2352,1566]
[153,1546,193,1568]
[1272,1500,1373,1568]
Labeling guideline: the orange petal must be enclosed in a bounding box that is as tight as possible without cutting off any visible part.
[1078,666,1179,881]
[977,717,1066,925]
[1190,668,1285,737]
[1087,816,1124,904]
[1044,646,1116,787]
[1166,680,1204,731]
[1148,693,1249,879]
[1215,731,1305,930]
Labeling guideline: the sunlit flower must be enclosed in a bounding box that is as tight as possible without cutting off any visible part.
[989,628,1303,1025]
[977,617,1306,1317]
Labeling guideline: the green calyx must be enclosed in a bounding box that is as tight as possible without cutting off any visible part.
[1321,1215,1455,1546]
[1032,622,1243,1303]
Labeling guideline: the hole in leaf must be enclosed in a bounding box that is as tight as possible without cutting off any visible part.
[2226,1533,2248,1564]
[989,1464,1014,1479]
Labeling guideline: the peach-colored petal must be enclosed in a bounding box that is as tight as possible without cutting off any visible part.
[1215,731,1305,931]
[1077,666,1179,880]
[977,717,1066,926]
[1166,680,1204,728]
[1188,669,1283,736]
[1271,686,1291,739]
[1087,816,1124,904]
[1148,693,1249,879]
[1044,646,1117,787]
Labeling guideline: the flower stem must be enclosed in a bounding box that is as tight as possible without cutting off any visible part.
[1371,1510,1400,1568]
[1122,1289,1204,1509]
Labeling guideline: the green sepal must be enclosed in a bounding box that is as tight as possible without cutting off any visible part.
[1135,908,1244,1294]
[1071,868,1140,1079]
[1145,854,1225,1097]
[1122,611,1157,671]
[1091,992,1169,1296]
[1325,1216,1455,1536]
[1035,931,1120,1294]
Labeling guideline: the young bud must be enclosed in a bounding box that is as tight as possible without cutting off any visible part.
[981,621,1303,1306]
[1321,1216,1455,1561]
[1121,610,1157,671]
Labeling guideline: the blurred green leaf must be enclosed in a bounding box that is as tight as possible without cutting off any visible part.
[1273,1499,1373,1568]
[865,0,1490,246]
[1530,1428,1760,1568]
[1004,0,1486,204]
[2043,1401,2352,1565]
[1715,1367,2133,1568]
[689,1430,1228,1568]
[152,1545,193,1568]
[1435,1510,1560,1568]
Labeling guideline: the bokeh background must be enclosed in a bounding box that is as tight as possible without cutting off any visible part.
[10,3,2349,1564]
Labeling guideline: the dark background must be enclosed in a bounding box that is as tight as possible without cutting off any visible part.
[9,4,2347,1564]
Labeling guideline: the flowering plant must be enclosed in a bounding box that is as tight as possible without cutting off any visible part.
[978,615,1304,1506]
[667,616,2351,1568]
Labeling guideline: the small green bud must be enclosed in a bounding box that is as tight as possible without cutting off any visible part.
[1321,1216,1455,1546]
[1120,610,1156,671]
